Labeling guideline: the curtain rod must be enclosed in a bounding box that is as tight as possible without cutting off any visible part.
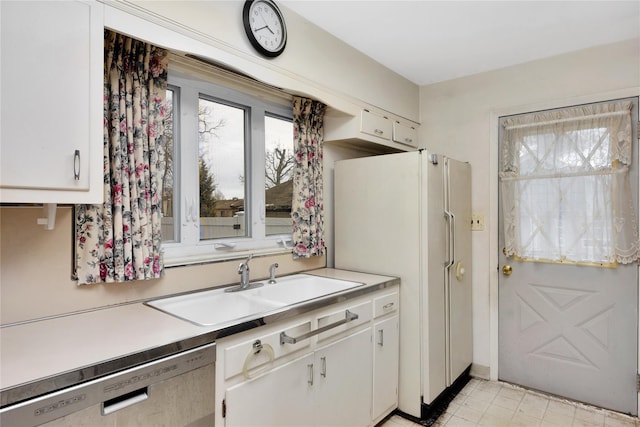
[504,110,628,130]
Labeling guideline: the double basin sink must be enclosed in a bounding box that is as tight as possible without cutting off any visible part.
[146,274,363,327]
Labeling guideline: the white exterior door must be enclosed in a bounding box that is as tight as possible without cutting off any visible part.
[498,99,639,415]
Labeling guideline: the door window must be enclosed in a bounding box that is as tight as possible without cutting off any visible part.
[499,99,638,265]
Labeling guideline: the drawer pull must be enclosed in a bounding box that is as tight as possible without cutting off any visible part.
[374,129,384,135]
[307,364,314,385]
[320,356,327,378]
[383,302,395,310]
[280,310,359,345]
[378,330,384,347]
[404,138,413,143]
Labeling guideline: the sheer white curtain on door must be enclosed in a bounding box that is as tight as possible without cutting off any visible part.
[500,100,638,265]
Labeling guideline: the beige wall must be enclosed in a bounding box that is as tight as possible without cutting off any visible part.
[418,38,640,377]
[0,207,324,324]
[108,1,419,122]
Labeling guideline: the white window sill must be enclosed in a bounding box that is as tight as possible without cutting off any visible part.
[162,239,294,268]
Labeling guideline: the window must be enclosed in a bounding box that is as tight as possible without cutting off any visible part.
[161,57,294,265]
[265,115,294,235]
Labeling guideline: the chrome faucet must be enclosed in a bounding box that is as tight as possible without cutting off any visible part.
[226,254,264,292]
[238,254,253,289]
[268,263,279,284]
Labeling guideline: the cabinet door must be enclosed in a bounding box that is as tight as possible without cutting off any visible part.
[392,121,418,148]
[315,328,372,427]
[225,353,314,427]
[360,110,391,140]
[373,316,399,421]
[0,0,103,203]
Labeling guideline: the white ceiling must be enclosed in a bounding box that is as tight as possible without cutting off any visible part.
[281,1,640,86]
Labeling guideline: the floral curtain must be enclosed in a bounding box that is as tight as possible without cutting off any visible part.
[291,96,327,259]
[500,100,638,265]
[75,30,169,285]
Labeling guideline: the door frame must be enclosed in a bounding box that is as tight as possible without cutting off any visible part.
[488,87,640,405]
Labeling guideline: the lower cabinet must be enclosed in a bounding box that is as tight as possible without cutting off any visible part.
[216,284,399,427]
[225,328,372,427]
[225,353,314,426]
[314,328,372,427]
[373,315,399,423]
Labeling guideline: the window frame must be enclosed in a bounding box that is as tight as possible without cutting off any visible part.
[162,62,294,266]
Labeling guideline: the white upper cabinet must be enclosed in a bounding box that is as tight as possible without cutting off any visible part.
[392,120,418,148]
[0,0,103,204]
[324,107,420,153]
[360,109,392,140]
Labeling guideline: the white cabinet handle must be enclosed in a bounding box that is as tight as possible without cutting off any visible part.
[307,364,314,385]
[73,150,81,180]
[320,356,327,378]
[383,302,394,310]
[374,129,384,135]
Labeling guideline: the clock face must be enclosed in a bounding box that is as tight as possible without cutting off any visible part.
[244,0,287,57]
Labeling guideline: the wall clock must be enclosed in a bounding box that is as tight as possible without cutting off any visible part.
[243,0,287,58]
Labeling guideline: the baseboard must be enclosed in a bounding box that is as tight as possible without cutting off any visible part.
[394,365,472,426]
[470,363,490,380]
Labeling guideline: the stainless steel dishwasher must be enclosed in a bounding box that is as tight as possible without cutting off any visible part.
[0,343,216,427]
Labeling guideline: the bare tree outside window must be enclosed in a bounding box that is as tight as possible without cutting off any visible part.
[265,116,294,235]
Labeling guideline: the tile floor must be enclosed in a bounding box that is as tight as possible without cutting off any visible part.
[381,378,639,427]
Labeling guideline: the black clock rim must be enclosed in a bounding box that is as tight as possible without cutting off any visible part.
[243,0,287,58]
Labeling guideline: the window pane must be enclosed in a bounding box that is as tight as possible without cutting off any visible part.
[198,98,247,239]
[161,88,176,242]
[264,115,294,235]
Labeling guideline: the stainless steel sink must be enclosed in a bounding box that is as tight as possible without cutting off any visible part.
[145,274,363,327]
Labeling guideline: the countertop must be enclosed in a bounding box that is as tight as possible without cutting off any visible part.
[0,268,398,407]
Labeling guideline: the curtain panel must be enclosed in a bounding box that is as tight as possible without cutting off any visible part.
[291,96,327,259]
[500,100,638,265]
[75,30,169,285]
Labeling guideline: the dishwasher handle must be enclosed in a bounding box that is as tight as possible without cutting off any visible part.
[102,388,149,415]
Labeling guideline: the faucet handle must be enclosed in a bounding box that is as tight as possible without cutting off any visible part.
[238,254,253,273]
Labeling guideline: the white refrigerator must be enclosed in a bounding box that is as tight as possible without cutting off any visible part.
[334,150,472,419]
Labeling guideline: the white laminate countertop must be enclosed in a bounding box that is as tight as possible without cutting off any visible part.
[0,303,207,392]
[0,268,398,405]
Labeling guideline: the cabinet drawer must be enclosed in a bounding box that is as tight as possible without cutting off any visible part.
[374,292,399,318]
[360,110,391,140]
[392,121,418,147]
[317,300,371,342]
[224,320,311,380]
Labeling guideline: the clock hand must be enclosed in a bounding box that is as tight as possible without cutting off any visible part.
[255,25,269,32]
[258,12,275,34]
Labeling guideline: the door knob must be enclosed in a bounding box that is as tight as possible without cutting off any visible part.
[502,265,513,276]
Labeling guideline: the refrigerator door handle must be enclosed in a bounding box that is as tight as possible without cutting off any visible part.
[444,210,455,269]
